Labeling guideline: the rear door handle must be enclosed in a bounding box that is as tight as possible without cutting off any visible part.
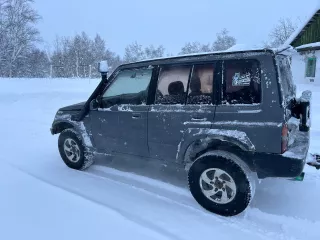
[132,113,141,119]
[191,117,207,122]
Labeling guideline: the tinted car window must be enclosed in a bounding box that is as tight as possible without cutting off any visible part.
[222,60,261,105]
[155,65,191,105]
[187,64,214,105]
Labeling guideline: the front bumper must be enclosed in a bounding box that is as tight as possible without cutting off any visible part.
[254,131,310,179]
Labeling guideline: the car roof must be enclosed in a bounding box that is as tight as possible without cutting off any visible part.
[119,48,277,69]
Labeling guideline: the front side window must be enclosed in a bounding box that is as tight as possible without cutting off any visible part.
[222,60,261,105]
[187,64,214,105]
[305,57,316,78]
[155,65,191,105]
[102,67,152,106]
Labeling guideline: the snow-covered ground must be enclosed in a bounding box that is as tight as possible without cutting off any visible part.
[0,78,320,240]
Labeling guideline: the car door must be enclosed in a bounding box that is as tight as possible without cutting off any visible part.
[148,63,217,162]
[90,66,154,157]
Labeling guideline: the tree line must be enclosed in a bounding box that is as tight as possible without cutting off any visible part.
[0,0,299,78]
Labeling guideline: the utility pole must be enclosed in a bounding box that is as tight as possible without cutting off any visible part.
[50,64,53,78]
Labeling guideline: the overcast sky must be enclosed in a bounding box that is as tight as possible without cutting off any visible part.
[34,0,319,56]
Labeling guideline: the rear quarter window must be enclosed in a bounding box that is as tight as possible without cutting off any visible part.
[222,59,261,105]
[276,55,296,105]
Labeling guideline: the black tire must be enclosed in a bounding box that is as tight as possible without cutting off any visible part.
[58,128,94,170]
[188,153,253,217]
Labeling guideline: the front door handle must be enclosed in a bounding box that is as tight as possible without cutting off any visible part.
[132,113,141,119]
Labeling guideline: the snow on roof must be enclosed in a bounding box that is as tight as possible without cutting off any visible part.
[226,44,251,51]
[284,2,320,46]
[130,46,274,65]
[296,41,320,50]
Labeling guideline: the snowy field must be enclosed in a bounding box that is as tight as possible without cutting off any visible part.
[1,78,320,240]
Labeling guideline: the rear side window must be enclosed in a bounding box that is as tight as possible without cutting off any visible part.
[187,64,214,105]
[155,65,191,105]
[222,60,261,105]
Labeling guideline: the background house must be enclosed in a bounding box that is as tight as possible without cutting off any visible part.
[285,5,320,84]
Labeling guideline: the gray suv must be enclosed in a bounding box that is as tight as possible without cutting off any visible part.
[50,48,312,216]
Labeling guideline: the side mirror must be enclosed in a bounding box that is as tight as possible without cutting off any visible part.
[90,95,102,110]
[96,95,102,104]
[98,60,109,74]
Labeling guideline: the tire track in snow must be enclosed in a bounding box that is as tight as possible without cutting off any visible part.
[6,161,270,240]
[3,154,313,240]
[4,162,181,240]
[244,208,320,240]
[87,165,319,240]
[83,166,284,240]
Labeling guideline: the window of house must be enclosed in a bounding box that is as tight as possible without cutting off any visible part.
[155,65,191,105]
[222,60,261,105]
[305,57,316,78]
[187,64,214,105]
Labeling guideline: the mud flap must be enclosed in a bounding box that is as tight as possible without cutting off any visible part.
[293,172,305,181]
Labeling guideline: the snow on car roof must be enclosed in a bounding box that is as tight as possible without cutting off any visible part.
[124,45,277,65]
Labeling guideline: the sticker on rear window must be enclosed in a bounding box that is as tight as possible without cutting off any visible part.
[232,72,251,86]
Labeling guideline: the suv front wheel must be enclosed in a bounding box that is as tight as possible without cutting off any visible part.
[58,129,93,170]
[188,152,255,216]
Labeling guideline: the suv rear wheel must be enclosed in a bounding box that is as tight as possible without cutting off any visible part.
[188,152,255,216]
[58,129,93,170]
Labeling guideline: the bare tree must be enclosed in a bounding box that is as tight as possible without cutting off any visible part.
[123,42,166,63]
[50,36,72,77]
[91,34,122,76]
[179,42,211,55]
[179,29,236,54]
[212,28,236,51]
[269,18,297,47]
[0,0,41,77]
[123,41,146,63]
[144,44,165,59]
[51,33,122,78]
[14,48,50,78]
[106,50,122,74]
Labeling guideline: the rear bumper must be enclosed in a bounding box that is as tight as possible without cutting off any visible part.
[254,131,310,179]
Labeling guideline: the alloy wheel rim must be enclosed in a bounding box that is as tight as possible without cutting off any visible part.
[63,138,81,163]
[199,168,237,204]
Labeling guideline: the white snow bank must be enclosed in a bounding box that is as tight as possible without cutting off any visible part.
[0,78,100,94]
